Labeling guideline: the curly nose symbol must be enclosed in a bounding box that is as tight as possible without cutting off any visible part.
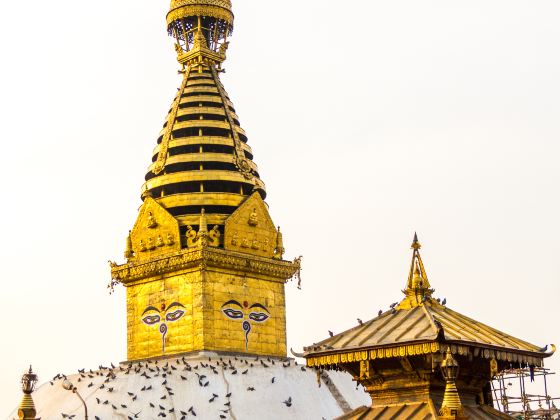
[242,321,251,351]
[160,323,168,352]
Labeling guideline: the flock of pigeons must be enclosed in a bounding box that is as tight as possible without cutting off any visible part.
[51,356,305,419]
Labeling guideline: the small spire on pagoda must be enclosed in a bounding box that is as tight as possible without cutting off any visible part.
[399,233,435,308]
[439,349,467,419]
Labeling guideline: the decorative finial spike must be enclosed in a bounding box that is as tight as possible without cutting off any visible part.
[411,232,421,250]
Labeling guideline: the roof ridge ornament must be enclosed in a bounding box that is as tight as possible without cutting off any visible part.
[439,348,467,419]
[399,233,435,309]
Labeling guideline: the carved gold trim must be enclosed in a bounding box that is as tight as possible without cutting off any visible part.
[110,246,300,285]
[305,342,544,368]
[167,5,234,26]
[170,0,232,10]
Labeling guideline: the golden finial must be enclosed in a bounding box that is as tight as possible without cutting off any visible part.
[199,208,208,234]
[439,349,466,419]
[399,233,434,308]
[124,230,134,260]
[411,232,421,250]
[197,208,209,247]
[167,0,234,66]
[16,366,39,420]
[273,226,285,260]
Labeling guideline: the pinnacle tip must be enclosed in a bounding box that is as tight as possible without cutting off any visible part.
[411,232,421,249]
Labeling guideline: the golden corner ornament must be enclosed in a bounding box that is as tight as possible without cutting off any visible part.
[108,0,302,362]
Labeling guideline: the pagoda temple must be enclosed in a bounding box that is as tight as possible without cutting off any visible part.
[303,235,556,419]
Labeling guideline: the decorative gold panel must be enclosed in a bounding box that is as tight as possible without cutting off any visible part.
[224,193,278,259]
[126,266,287,361]
[130,197,181,261]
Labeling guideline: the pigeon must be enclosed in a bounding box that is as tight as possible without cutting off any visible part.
[378,310,383,316]
[442,298,447,305]
[283,397,292,407]
[357,318,363,325]
[328,330,334,337]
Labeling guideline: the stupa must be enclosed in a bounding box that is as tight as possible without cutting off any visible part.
[8,0,371,418]
[302,235,556,419]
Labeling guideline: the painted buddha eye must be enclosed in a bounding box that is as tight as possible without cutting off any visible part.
[166,309,185,322]
[249,312,269,323]
[223,308,244,319]
[142,314,161,325]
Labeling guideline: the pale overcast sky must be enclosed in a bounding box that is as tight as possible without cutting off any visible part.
[1,0,559,415]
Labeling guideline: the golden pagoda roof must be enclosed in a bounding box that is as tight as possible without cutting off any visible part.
[304,235,555,367]
[307,302,543,358]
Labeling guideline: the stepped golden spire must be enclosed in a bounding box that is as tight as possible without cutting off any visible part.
[15,367,39,420]
[399,233,435,309]
[145,0,262,233]
[109,0,300,361]
[439,349,467,420]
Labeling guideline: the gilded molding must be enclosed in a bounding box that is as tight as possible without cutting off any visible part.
[110,246,300,286]
[167,5,233,26]
[305,342,544,369]
[170,0,232,8]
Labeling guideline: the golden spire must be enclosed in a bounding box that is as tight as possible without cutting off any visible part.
[399,233,434,309]
[16,366,39,420]
[140,0,265,245]
[439,349,467,419]
[124,230,134,260]
[273,226,285,260]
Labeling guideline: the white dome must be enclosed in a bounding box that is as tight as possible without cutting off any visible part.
[8,353,370,419]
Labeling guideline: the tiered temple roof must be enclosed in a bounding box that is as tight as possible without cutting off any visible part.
[303,235,555,420]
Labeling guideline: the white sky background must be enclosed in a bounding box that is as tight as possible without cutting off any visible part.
[1,0,559,415]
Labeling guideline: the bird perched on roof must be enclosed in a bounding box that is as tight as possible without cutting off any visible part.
[357,318,363,325]
[328,330,334,337]
[434,319,445,340]
[378,310,383,316]
[442,298,447,305]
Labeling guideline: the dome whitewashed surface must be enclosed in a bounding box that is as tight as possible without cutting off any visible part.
[8,353,370,419]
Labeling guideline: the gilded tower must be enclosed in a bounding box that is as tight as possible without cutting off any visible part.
[110,0,300,361]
